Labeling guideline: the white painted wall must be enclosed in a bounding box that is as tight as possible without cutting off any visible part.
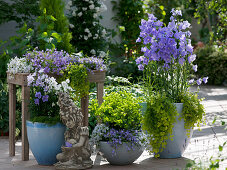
[100,0,121,44]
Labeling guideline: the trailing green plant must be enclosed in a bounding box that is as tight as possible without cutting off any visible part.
[143,93,177,156]
[66,0,108,57]
[63,64,90,101]
[194,45,227,85]
[39,0,73,52]
[180,92,205,132]
[94,91,142,130]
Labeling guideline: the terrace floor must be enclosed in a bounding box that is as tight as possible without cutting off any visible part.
[1,85,227,170]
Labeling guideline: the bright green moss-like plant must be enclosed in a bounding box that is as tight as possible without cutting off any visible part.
[143,93,177,156]
[180,92,205,131]
[63,64,89,101]
[94,91,142,130]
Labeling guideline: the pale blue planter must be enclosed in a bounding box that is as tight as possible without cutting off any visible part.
[158,103,193,158]
[26,120,65,165]
[139,102,147,115]
[100,142,144,165]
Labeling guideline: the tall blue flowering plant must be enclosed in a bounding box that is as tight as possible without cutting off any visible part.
[136,9,207,156]
[136,9,208,101]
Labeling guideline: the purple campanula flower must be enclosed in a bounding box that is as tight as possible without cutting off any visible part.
[203,77,208,84]
[179,58,185,65]
[189,79,194,84]
[193,65,198,72]
[136,37,141,43]
[196,78,202,85]
[138,64,144,71]
[42,95,49,102]
[34,99,39,105]
[188,54,196,63]
[35,92,42,99]
[65,142,72,147]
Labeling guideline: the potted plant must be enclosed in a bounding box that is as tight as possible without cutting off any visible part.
[7,48,107,165]
[135,9,208,158]
[90,91,148,165]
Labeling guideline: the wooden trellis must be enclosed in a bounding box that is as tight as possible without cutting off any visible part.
[7,71,105,161]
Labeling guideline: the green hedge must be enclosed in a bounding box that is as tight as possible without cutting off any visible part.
[194,45,227,85]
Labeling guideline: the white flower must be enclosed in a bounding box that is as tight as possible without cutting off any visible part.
[78,12,82,17]
[7,57,32,74]
[89,4,95,9]
[90,49,96,55]
[85,28,90,33]
[102,29,106,36]
[72,10,76,16]
[66,79,70,83]
[68,1,72,6]
[93,13,97,18]
[82,7,87,11]
[69,24,75,29]
[99,51,106,58]
[88,33,92,38]
[92,22,97,26]
[27,74,34,86]
[93,34,99,39]
[38,68,44,74]
[84,36,88,40]
[95,7,100,12]
[85,0,89,1]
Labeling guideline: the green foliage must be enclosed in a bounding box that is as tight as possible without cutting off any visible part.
[88,99,99,136]
[39,0,73,52]
[0,0,39,28]
[37,9,62,50]
[143,93,177,156]
[29,88,61,125]
[180,92,205,131]
[63,64,89,101]
[94,91,142,130]
[111,0,145,58]
[108,44,143,82]
[194,45,227,85]
[192,0,227,43]
[0,24,33,82]
[0,82,9,132]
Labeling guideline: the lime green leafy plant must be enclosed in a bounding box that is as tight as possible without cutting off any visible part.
[94,91,142,130]
[63,64,89,101]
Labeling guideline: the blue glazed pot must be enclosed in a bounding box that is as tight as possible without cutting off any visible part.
[26,120,65,165]
[158,103,193,158]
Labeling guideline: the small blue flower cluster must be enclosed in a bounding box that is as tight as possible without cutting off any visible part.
[91,124,148,156]
[25,48,106,105]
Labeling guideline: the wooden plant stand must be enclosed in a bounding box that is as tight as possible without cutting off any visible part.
[7,70,105,161]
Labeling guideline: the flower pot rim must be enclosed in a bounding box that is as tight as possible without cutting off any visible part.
[26,120,64,128]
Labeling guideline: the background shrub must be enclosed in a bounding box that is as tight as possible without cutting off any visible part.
[194,45,227,85]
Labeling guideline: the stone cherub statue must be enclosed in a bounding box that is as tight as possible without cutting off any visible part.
[55,93,93,170]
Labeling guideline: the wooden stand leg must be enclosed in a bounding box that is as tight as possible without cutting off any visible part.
[97,82,104,105]
[9,84,16,157]
[81,96,89,126]
[21,86,30,161]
